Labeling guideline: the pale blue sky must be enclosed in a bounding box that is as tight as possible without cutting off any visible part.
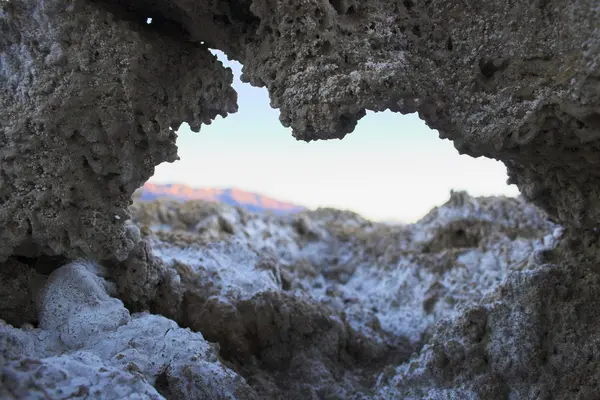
[150,51,519,223]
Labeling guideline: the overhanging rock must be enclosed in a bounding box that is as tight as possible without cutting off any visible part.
[1,0,599,261]
[0,0,237,261]
[236,0,600,229]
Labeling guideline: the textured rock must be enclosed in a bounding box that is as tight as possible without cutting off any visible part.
[124,192,556,397]
[375,261,600,399]
[0,258,45,327]
[107,238,184,321]
[1,0,598,260]
[1,260,257,399]
[0,0,237,261]
[237,0,600,230]
[3,193,591,398]
[94,0,600,230]
[2,0,600,398]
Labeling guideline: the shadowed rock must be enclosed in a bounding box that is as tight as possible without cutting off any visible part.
[0,0,237,261]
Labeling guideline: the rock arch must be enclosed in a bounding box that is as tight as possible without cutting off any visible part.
[1,0,599,261]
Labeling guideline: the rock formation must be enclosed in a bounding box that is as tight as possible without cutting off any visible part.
[2,0,599,261]
[0,0,237,261]
[2,259,256,399]
[1,0,600,398]
[2,193,562,398]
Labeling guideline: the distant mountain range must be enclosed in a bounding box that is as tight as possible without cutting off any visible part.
[136,183,307,215]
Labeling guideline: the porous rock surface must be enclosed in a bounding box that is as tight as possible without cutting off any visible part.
[2,192,566,398]
[2,0,600,398]
[8,191,600,398]
[237,0,600,230]
[0,0,237,261]
[2,0,599,261]
[1,259,257,399]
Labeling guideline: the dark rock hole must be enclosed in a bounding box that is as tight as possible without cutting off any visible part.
[583,113,600,129]
[90,0,192,39]
[154,368,172,398]
[412,25,421,37]
[479,58,508,79]
[13,254,70,275]
[329,0,346,14]
[213,14,232,26]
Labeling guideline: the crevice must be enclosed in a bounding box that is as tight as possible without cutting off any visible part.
[154,367,172,398]
[412,25,421,37]
[479,57,509,79]
[88,0,192,40]
[582,113,600,129]
[213,14,232,26]
[329,0,355,15]
[13,254,70,275]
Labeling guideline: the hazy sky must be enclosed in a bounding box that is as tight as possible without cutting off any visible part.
[150,51,519,223]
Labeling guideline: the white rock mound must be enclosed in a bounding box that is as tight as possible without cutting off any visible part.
[1,260,256,399]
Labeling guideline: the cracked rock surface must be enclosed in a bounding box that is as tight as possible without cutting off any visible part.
[115,192,559,398]
[0,193,560,398]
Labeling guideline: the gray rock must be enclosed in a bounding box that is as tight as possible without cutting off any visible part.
[2,0,598,262]
[2,0,600,398]
[1,260,257,399]
[127,193,555,398]
[0,0,237,261]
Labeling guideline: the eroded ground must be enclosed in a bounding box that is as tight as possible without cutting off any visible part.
[5,192,587,399]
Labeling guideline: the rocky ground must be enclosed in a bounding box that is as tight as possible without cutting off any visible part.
[7,191,592,399]
[2,0,600,398]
